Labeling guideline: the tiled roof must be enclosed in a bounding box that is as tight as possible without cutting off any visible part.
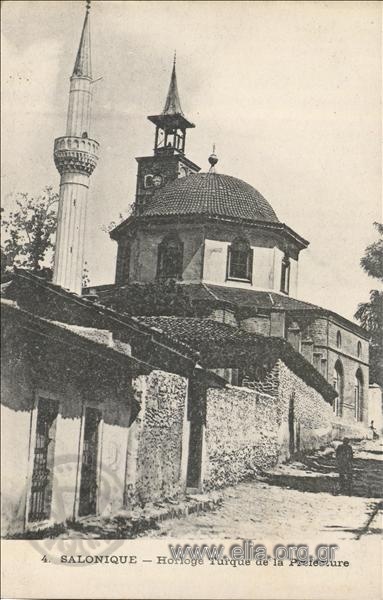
[141,172,279,223]
[136,316,337,402]
[184,283,322,312]
[89,281,367,338]
[135,316,259,348]
[181,284,368,336]
[1,299,148,373]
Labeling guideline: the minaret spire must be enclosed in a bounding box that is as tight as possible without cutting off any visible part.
[73,0,92,79]
[53,0,99,294]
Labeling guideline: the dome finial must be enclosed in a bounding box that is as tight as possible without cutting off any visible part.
[208,144,218,171]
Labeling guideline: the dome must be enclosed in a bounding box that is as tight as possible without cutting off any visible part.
[141,172,279,223]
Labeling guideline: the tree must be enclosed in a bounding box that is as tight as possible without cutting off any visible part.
[103,280,202,317]
[1,187,91,287]
[1,187,58,276]
[102,208,132,234]
[355,223,383,386]
[360,222,383,282]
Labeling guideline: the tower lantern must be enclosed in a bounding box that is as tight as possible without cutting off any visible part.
[134,56,200,213]
[147,54,195,156]
[52,0,99,295]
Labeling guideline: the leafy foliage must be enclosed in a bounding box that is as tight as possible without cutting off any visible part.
[103,280,201,317]
[355,290,383,386]
[1,187,58,276]
[355,223,383,386]
[355,290,383,334]
[102,208,132,234]
[360,222,383,282]
[1,187,91,286]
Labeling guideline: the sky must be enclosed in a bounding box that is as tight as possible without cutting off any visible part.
[2,0,382,321]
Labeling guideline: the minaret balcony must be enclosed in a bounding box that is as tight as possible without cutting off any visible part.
[54,136,99,176]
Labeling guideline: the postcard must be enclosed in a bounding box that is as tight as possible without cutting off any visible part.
[1,1,382,599]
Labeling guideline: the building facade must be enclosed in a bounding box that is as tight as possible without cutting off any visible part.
[102,54,369,427]
[0,2,371,538]
[1,269,344,536]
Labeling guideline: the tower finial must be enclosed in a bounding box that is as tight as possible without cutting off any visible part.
[208,145,218,171]
[173,50,176,67]
[162,56,183,115]
[86,0,91,13]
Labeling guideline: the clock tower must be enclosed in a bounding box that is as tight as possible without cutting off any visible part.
[134,56,200,214]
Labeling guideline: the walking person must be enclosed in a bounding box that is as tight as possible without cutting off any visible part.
[369,420,379,440]
[336,438,353,494]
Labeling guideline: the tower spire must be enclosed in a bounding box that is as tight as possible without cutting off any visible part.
[162,53,183,116]
[135,56,200,213]
[73,1,92,79]
[147,57,194,159]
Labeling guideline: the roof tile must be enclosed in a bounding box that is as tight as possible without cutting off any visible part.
[142,172,279,222]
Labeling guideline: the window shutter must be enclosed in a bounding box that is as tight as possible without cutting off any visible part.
[226,244,232,280]
[248,248,254,283]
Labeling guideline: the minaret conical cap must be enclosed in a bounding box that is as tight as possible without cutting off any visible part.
[72,1,92,78]
[162,54,183,116]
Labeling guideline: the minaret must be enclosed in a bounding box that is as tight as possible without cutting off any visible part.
[53,0,99,294]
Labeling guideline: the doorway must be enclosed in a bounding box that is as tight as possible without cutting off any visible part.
[288,393,301,457]
[29,398,59,522]
[186,420,203,489]
[186,378,205,490]
[289,393,295,457]
[79,407,101,517]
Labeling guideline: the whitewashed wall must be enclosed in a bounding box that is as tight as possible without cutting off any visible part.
[203,238,298,294]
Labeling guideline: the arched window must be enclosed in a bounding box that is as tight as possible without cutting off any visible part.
[280,254,291,294]
[227,238,253,282]
[115,240,130,285]
[333,360,344,417]
[357,341,362,358]
[144,174,153,188]
[157,233,184,280]
[336,331,342,348]
[355,369,363,421]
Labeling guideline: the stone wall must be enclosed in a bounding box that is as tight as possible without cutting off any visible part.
[130,371,188,505]
[305,317,369,424]
[203,358,342,490]
[276,360,334,460]
[241,315,271,336]
[204,387,280,489]
[241,362,280,397]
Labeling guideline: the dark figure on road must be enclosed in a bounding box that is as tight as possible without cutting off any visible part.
[370,420,379,440]
[336,438,353,495]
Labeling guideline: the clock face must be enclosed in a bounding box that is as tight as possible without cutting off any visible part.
[179,166,187,178]
[152,174,163,187]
